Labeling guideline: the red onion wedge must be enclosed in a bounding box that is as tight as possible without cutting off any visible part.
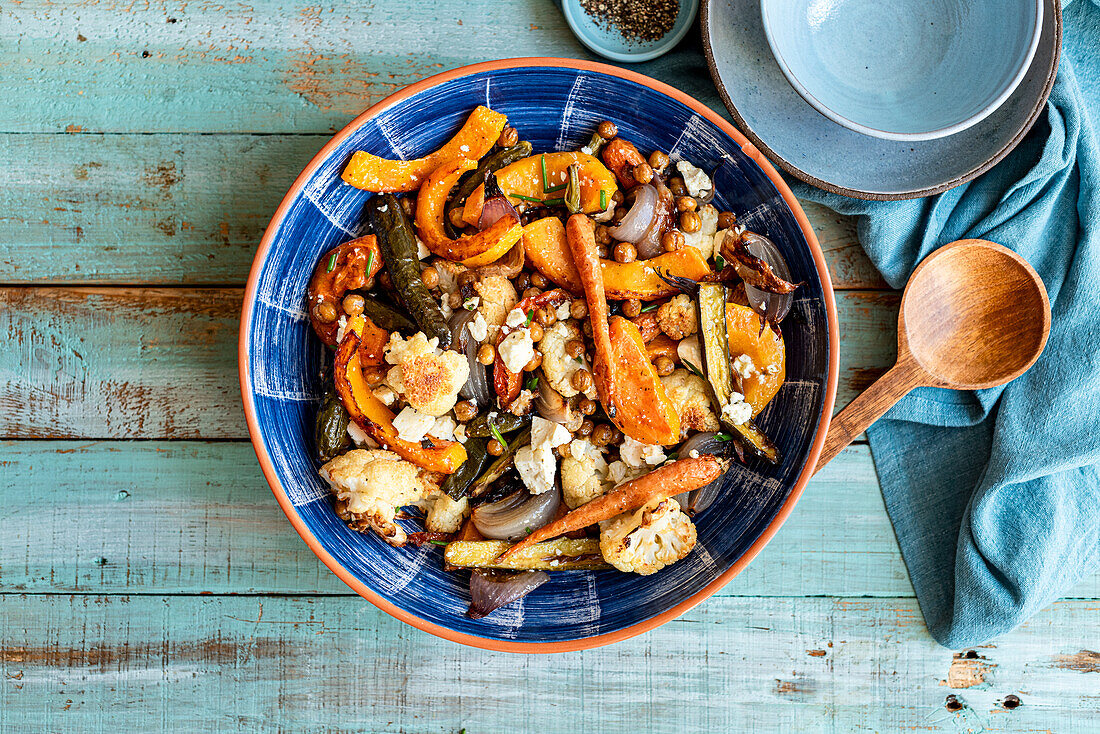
[468,569,549,619]
[672,432,728,514]
[479,174,520,230]
[742,231,796,326]
[609,183,658,246]
[449,310,492,406]
[472,484,561,542]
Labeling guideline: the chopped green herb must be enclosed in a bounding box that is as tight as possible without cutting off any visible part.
[640,302,661,313]
[682,359,704,378]
[715,433,733,442]
[463,298,477,311]
[524,309,534,327]
[489,421,507,448]
[541,155,550,191]
[429,539,448,546]
[525,376,539,391]
[326,252,338,272]
[715,254,726,270]
[509,192,542,203]
[542,197,566,207]
[662,451,679,465]
[366,249,375,276]
[544,182,567,193]
[525,527,533,535]
[600,189,608,210]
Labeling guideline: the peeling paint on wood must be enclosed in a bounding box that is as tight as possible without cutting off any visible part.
[1052,650,1100,673]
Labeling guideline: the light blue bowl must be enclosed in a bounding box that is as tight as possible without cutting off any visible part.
[561,0,700,63]
[761,0,1043,141]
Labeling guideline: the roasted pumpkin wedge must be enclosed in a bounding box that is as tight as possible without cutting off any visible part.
[415,157,523,266]
[726,303,786,415]
[523,216,711,300]
[565,213,680,446]
[307,236,383,346]
[461,152,617,226]
[334,318,467,474]
[341,105,507,193]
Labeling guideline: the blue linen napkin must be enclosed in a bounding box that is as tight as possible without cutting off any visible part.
[792,0,1100,647]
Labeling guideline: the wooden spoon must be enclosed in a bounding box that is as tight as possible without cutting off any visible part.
[815,239,1051,472]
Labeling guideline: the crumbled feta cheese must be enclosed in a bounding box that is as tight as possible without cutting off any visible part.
[675,160,712,198]
[467,312,488,342]
[515,416,572,495]
[459,144,470,152]
[372,385,398,406]
[463,296,480,311]
[498,328,535,373]
[555,301,572,320]
[505,307,528,329]
[392,406,436,442]
[619,435,667,468]
[453,424,468,443]
[441,299,453,319]
[378,204,388,213]
[581,145,593,155]
[732,354,756,379]
[334,315,349,343]
[688,449,699,459]
[604,460,644,487]
[721,393,753,426]
[346,421,379,448]
[415,236,431,260]
[677,335,704,374]
[430,414,457,442]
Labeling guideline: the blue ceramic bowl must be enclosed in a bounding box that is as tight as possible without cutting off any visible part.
[761,0,1043,141]
[241,59,838,652]
[561,0,699,63]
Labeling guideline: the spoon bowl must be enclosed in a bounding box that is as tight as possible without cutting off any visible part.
[817,239,1050,470]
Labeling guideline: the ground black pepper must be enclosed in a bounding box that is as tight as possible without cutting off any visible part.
[579,0,680,44]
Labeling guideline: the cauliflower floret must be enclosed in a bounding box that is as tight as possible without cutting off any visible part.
[599,498,697,575]
[657,294,698,340]
[538,320,597,399]
[561,439,609,508]
[424,490,469,533]
[432,258,467,294]
[474,275,518,338]
[682,204,719,260]
[322,449,427,546]
[661,368,721,435]
[384,332,469,416]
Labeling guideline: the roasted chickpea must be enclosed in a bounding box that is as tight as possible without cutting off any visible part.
[457,270,478,290]
[594,224,612,246]
[536,305,557,328]
[497,125,519,148]
[341,293,365,318]
[613,242,637,264]
[611,190,625,205]
[661,230,686,253]
[649,150,670,172]
[523,352,543,372]
[477,343,496,365]
[454,400,477,423]
[448,207,466,229]
[676,196,697,212]
[571,368,593,394]
[668,176,687,197]
[578,398,597,415]
[632,162,654,185]
[576,419,594,437]
[622,298,642,318]
[597,121,618,139]
[717,211,738,230]
[565,338,585,359]
[420,266,439,290]
[513,271,531,293]
[448,292,463,309]
[582,319,593,337]
[487,439,505,456]
[570,299,588,320]
[530,272,548,289]
[596,242,610,260]
[654,355,676,376]
[399,197,414,217]
[528,321,544,343]
[592,424,614,446]
[556,442,572,459]
[680,211,702,234]
[315,300,338,324]
[364,367,386,387]
[523,286,541,301]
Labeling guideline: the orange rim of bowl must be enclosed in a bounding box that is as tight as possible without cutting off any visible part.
[239,57,840,653]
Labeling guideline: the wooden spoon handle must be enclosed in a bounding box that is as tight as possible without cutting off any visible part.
[814,358,925,473]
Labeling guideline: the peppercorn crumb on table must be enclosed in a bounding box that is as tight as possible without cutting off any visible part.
[313,108,799,617]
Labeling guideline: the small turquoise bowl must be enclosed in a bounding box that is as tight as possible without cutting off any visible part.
[761,0,1043,141]
[561,0,700,63]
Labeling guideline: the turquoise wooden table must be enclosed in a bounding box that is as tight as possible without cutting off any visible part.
[1,2,1097,730]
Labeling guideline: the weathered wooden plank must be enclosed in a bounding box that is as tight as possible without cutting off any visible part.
[1,594,1097,732]
[0,1,725,135]
[0,134,879,288]
[0,442,906,597]
[0,288,898,439]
